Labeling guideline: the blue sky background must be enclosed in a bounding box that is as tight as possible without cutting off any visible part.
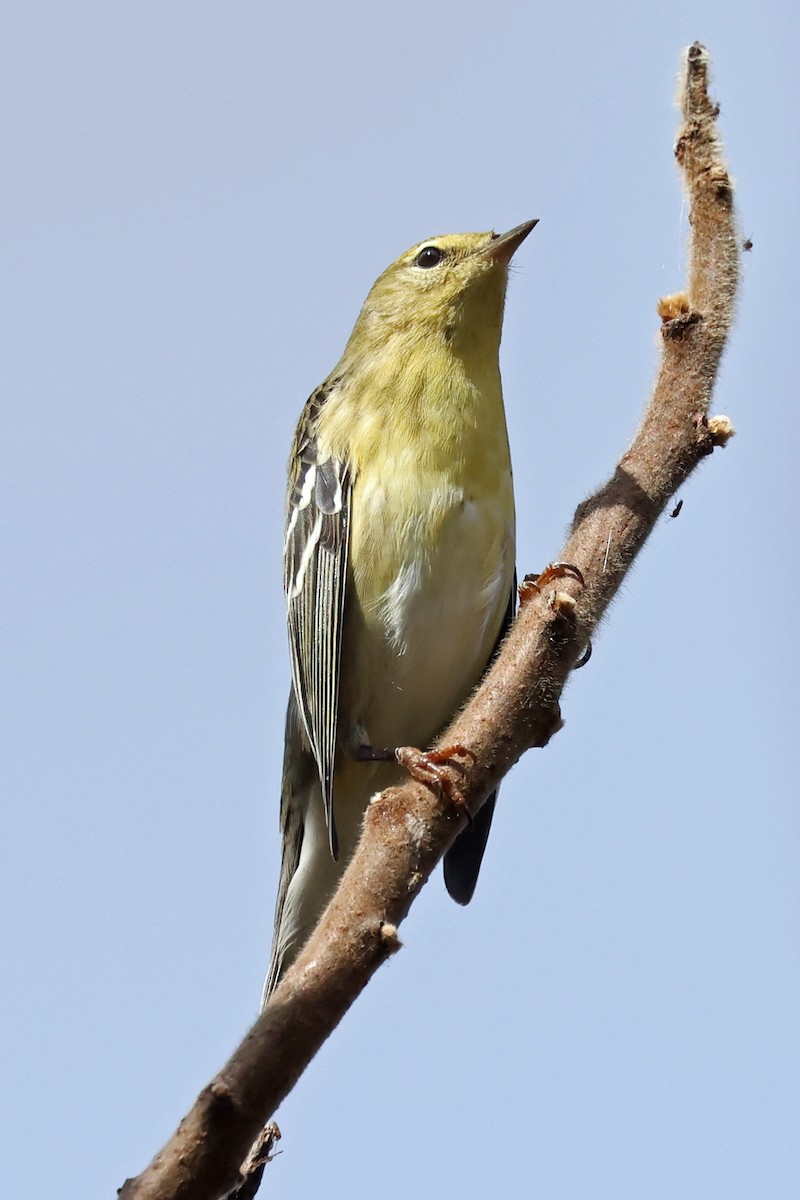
[2,3,798,1197]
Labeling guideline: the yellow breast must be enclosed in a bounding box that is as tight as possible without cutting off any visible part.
[318,334,515,749]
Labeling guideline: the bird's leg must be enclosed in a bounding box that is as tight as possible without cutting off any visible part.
[355,744,396,763]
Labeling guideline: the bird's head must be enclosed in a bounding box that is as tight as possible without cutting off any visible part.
[345,220,537,356]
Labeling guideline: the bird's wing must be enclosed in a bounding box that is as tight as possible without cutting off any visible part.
[443,576,516,905]
[283,380,352,859]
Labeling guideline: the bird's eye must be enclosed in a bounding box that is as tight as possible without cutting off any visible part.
[414,245,445,269]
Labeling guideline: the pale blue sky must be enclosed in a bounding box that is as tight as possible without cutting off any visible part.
[2,3,798,1198]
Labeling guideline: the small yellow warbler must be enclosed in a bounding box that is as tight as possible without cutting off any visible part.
[263,221,536,1002]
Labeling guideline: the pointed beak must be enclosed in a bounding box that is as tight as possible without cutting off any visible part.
[481,218,539,263]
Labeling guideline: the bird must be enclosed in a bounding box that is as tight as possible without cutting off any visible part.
[262,219,537,1005]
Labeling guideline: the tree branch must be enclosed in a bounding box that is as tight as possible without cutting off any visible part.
[120,43,739,1200]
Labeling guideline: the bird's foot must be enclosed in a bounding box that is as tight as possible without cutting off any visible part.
[395,744,475,804]
[518,561,584,606]
[357,742,475,817]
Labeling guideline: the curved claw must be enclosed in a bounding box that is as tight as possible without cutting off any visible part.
[574,639,593,669]
[519,562,585,605]
[537,561,585,588]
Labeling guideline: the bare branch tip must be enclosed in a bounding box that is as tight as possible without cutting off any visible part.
[686,41,709,68]
[678,42,724,133]
[684,41,710,96]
